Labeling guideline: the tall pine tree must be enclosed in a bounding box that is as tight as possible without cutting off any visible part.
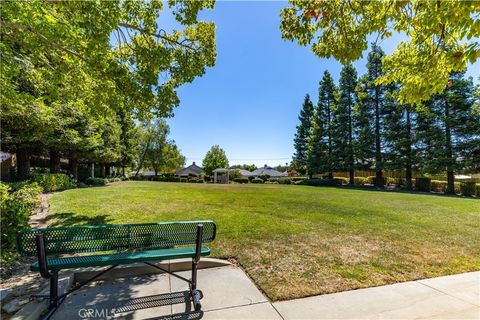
[354,75,375,171]
[293,94,314,175]
[383,85,416,190]
[308,71,336,178]
[333,64,357,184]
[355,44,395,187]
[417,72,479,193]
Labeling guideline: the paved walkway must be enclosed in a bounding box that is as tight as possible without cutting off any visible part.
[52,264,479,320]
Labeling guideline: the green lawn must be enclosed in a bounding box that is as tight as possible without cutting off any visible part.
[48,181,480,300]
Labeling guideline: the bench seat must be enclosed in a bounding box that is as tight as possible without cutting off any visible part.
[31,246,211,271]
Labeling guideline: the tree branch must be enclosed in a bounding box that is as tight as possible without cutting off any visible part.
[118,22,198,52]
[0,20,85,60]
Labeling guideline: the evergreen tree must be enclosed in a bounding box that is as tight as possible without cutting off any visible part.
[293,94,314,175]
[354,75,375,171]
[363,44,389,186]
[307,71,336,177]
[383,85,416,190]
[417,72,479,193]
[355,44,390,187]
[332,65,357,184]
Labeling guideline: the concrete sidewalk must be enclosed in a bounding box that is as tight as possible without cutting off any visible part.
[51,263,479,320]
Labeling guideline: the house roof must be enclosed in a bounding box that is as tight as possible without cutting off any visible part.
[176,162,203,176]
[233,169,253,177]
[251,165,287,177]
[0,151,12,163]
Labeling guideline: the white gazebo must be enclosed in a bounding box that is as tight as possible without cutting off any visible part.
[213,168,230,184]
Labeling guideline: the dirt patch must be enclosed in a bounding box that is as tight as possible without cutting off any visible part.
[29,193,52,229]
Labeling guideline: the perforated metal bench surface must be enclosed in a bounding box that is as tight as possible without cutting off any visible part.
[17,220,216,319]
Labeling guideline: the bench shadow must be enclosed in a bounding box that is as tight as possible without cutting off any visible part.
[144,311,204,320]
[57,275,203,320]
[46,212,112,227]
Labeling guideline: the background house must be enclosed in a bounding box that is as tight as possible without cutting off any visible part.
[251,165,287,178]
[176,162,203,177]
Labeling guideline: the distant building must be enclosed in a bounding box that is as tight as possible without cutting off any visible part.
[176,162,203,177]
[228,167,254,178]
[0,151,14,181]
[251,165,287,178]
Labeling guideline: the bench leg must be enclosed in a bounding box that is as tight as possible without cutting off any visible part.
[49,273,59,308]
[190,259,201,311]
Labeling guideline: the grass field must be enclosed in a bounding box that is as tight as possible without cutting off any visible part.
[48,181,480,301]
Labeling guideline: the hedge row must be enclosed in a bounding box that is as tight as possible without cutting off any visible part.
[301,176,478,196]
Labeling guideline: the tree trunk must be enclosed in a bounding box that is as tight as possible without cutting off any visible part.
[68,157,78,181]
[444,98,455,194]
[327,101,333,179]
[122,166,125,177]
[348,101,354,185]
[16,148,31,180]
[99,164,106,178]
[405,108,413,191]
[49,150,61,173]
[135,138,151,177]
[374,88,383,187]
[105,165,111,177]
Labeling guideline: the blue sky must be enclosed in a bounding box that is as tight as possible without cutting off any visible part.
[166,1,479,168]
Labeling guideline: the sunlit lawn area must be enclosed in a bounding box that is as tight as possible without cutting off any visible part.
[48,181,480,301]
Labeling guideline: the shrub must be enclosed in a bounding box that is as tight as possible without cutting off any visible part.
[431,180,447,193]
[13,182,42,208]
[415,177,431,192]
[386,177,396,186]
[228,170,242,180]
[259,174,270,182]
[333,177,349,185]
[180,178,188,183]
[1,183,41,259]
[265,180,278,184]
[251,178,264,184]
[290,177,307,182]
[31,173,76,192]
[364,176,386,186]
[354,177,366,185]
[233,178,249,184]
[77,182,88,188]
[85,177,108,186]
[460,181,476,196]
[278,178,292,185]
[204,176,211,182]
[301,178,342,186]
[454,181,461,194]
[476,183,480,196]
[187,178,199,183]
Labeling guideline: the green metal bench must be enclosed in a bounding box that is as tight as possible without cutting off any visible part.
[17,220,216,319]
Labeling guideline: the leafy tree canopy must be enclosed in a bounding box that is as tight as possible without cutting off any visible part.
[0,0,216,118]
[280,0,479,105]
[202,145,229,176]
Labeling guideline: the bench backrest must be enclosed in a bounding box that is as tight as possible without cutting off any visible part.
[17,220,216,256]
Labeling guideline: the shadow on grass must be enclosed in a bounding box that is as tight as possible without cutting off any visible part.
[302,184,479,200]
[46,212,113,227]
